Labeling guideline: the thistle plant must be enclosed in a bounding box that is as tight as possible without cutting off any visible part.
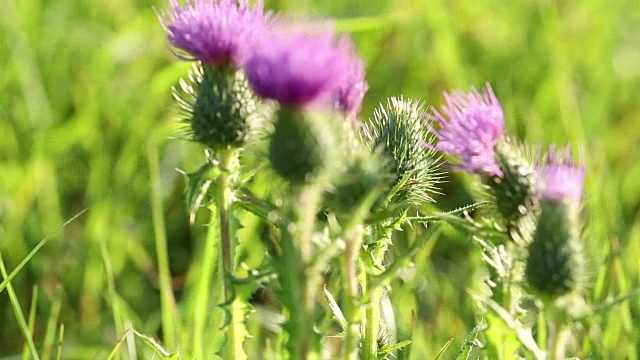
[526,147,586,299]
[244,20,368,359]
[432,84,539,232]
[357,98,442,359]
[525,147,586,359]
[429,84,592,359]
[0,0,630,358]
[150,2,596,359]
[430,85,540,318]
[157,1,267,358]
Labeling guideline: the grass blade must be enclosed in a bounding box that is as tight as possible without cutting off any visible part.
[99,236,124,360]
[56,324,65,360]
[434,338,454,360]
[0,208,89,294]
[0,252,41,360]
[147,143,179,350]
[22,285,39,360]
[41,287,62,360]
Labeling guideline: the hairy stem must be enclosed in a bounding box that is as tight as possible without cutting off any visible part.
[547,320,568,360]
[193,203,221,359]
[290,186,322,360]
[342,225,364,360]
[216,148,247,360]
[362,281,382,360]
[217,149,234,283]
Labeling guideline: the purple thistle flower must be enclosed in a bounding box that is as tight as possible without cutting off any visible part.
[432,84,504,177]
[335,55,368,118]
[541,147,585,205]
[244,20,356,109]
[157,0,266,67]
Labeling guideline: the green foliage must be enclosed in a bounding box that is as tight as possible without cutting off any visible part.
[180,157,216,223]
[453,326,480,360]
[325,148,392,217]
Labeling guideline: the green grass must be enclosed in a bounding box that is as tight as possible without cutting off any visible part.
[1,0,639,358]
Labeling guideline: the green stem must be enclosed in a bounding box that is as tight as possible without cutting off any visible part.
[216,148,247,360]
[217,150,234,280]
[362,279,381,360]
[342,226,364,360]
[299,271,320,360]
[547,320,568,360]
[193,204,221,359]
[290,186,322,360]
[503,257,519,317]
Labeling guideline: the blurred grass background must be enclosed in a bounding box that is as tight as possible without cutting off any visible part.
[1,0,639,358]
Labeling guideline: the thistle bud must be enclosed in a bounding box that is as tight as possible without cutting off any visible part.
[525,148,585,299]
[269,108,338,185]
[174,64,258,150]
[362,97,441,206]
[487,140,539,225]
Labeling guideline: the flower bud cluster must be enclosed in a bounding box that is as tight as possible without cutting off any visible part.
[431,84,587,299]
[159,0,368,155]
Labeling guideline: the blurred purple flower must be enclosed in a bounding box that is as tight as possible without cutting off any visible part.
[157,0,266,67]
[541,147,585,205]
[335,56,368,117]
[244,21,356,108]
[432,84,504,177]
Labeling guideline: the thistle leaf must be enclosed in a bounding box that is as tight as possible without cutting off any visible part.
[377,339,412,359]
[454,326,481,360]
[323,286,348,331]
[180,161,216,224]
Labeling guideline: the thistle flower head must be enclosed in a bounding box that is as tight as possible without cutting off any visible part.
[335,55,368,118]
[244,20,358,109]
[525,146,586,299]
[157,0,267,67]
[432,83,504,177]
[540,147,585,206]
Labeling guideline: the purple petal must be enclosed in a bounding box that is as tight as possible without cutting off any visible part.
[335,55,368,117]
[244,20,357,109]
[432,83,504,176]
[157,0,267,67]
[541,146,585,204]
